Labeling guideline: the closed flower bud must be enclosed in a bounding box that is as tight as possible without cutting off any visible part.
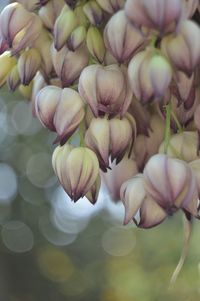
[120,174,166,227]
[125,0,182,33]
[0,51,17,87]
[31,72,47,116]
[19,81,33,99]
[7,65,20,91]
[85,116,133,171]
[86,175,101,204]
[104,10,144,63]
[18,48,41,85]
[54,7,78,50]
[35,86,85,144]
[67,26,87,51]
[0,3,42,54]
[86,26,106,63]
[161,20,200,76]
[74,5,89,27]
[51,44,89,87]
[39,0,66,30]
[159,131,199,162]
[83,1,103,26]
[144,154,199,217]
[52,145,99,201]
[102,155,138,202]
[96,0,125,14]
[78,64,132,117]
[128,50,172,103]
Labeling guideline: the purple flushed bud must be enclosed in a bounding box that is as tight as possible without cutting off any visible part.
[133,114,165,171]
[171,71,195,110]
[17,48,41,85]
[0,3,42,54]
[33,29,53,78]
[78,64,132,117]
[161,20,200,77]
[52,144,99,202]
[35,86,85,144]
[96,0,125,14]
[67,26,86,51]
[0,51,17,87]
[128,50,172,104]
[31,72,47,116]
[143,154,199,217]
[85,116,133,171]
[38,0,66,30]
[51,44,89,88]
[7,65,20,91]
[159,131,199,162]
[102,155,138,202]
[86,175,101,204]
[86,26,106,63]
[83,1,104,26]
[120,174,166,227]
[54,6,78,51]
[104,10,145,64]
[125,0,182,34]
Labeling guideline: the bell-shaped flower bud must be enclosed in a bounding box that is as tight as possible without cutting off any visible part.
[78,64,132,117]
[83,1,103,26]
[52,144,99,202]
[35,86,85,144]
[104,10,144,63]
[144,154,199,217]
[120,174,167,227]
[85,116,133,171]
[19,81,33,99]
[128,50,172,104]
[0,3,42,54]
[161,20,200,77]
[86,26,106,63]
[17,48,41,85]
[159,131,198,163]
[31,72,47,116]
[96,0,125,14]
[86,175,101,204]
[39,0,66,30]
[33,29,53,78]
[74,5,89,27]
[7,65,20,91]
[54,6,78,50]
[102,155,138,202]
[67,26,86,51]
[51,44,89,87]
[125,0,182,34]
[0,51,17,87]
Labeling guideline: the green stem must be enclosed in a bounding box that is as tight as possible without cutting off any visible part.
[171,111,183,133]
[164,103,172,154]
[169,213,192,289]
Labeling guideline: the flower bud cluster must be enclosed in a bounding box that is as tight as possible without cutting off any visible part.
[1,0,200,233]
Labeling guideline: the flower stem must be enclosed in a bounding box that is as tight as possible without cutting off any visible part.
[164,103,172,153]
[169,213,192,288]
[171,111,183,133]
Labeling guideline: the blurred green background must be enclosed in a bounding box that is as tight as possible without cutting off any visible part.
[0,80,200,301]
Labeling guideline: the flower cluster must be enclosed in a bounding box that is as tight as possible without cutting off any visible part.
[1,0,200,235]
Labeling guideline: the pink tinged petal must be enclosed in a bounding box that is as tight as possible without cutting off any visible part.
[139,196,167,229]
[53,88,85,144]
[104,10,144,63]
[85,118,110,171]
[35,86,61,131]
[86,175,101,204]
[125,0,153,29]
[149,55,172,98]
[78,64,99,116]
[102,156,138,202]
[109,117,132,163]
[120,174,146,225]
